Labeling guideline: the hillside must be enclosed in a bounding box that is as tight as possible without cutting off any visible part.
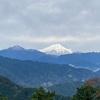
[0,56,98,87]
[47,81,83,96]
[38,52,100,71]
[0,75,35,100]
[0,75,71,100]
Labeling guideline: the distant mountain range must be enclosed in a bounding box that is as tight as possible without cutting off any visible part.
[0,45,100,71]
[0,56,99,87]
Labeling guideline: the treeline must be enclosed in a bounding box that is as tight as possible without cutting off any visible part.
[0,87,70,100]
[0,75,70,100]
[71,78,100,100]
[19,78,100,100]
[29,78,100,100]
[0,75,100,100]
[1,83,100,100]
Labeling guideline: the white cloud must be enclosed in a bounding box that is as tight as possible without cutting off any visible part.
[0,0,100,51]
[80,10,89,16]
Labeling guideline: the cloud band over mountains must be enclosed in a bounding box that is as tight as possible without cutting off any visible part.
[0,0,100,51]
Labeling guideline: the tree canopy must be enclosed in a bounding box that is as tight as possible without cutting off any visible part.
[0,93,7,100]
[31,87,55,100]
[71,78,100,100]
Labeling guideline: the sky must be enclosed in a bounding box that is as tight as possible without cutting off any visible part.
[0,0,100,52]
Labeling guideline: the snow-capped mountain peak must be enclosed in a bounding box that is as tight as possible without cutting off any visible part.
[8,45,25,50]
[40,44,72,55]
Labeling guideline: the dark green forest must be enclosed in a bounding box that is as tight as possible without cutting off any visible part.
[0,75,100,100]
[0,75,70,100]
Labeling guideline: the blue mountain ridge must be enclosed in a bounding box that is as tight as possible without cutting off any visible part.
[0,46,100,71]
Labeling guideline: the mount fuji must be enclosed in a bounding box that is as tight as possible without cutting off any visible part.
[40,44,72,55]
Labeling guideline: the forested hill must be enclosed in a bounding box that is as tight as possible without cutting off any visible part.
[47,81,83,96]
[0,75,70,100]
[0,75,35,100]
[0,56,98,87]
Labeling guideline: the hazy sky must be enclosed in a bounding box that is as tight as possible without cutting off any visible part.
[0,0,100,52]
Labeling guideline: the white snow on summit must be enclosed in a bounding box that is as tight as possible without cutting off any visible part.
[40,44,72,55]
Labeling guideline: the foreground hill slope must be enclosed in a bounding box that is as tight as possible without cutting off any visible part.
[0,75,71,100]
[0,75,35,100]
